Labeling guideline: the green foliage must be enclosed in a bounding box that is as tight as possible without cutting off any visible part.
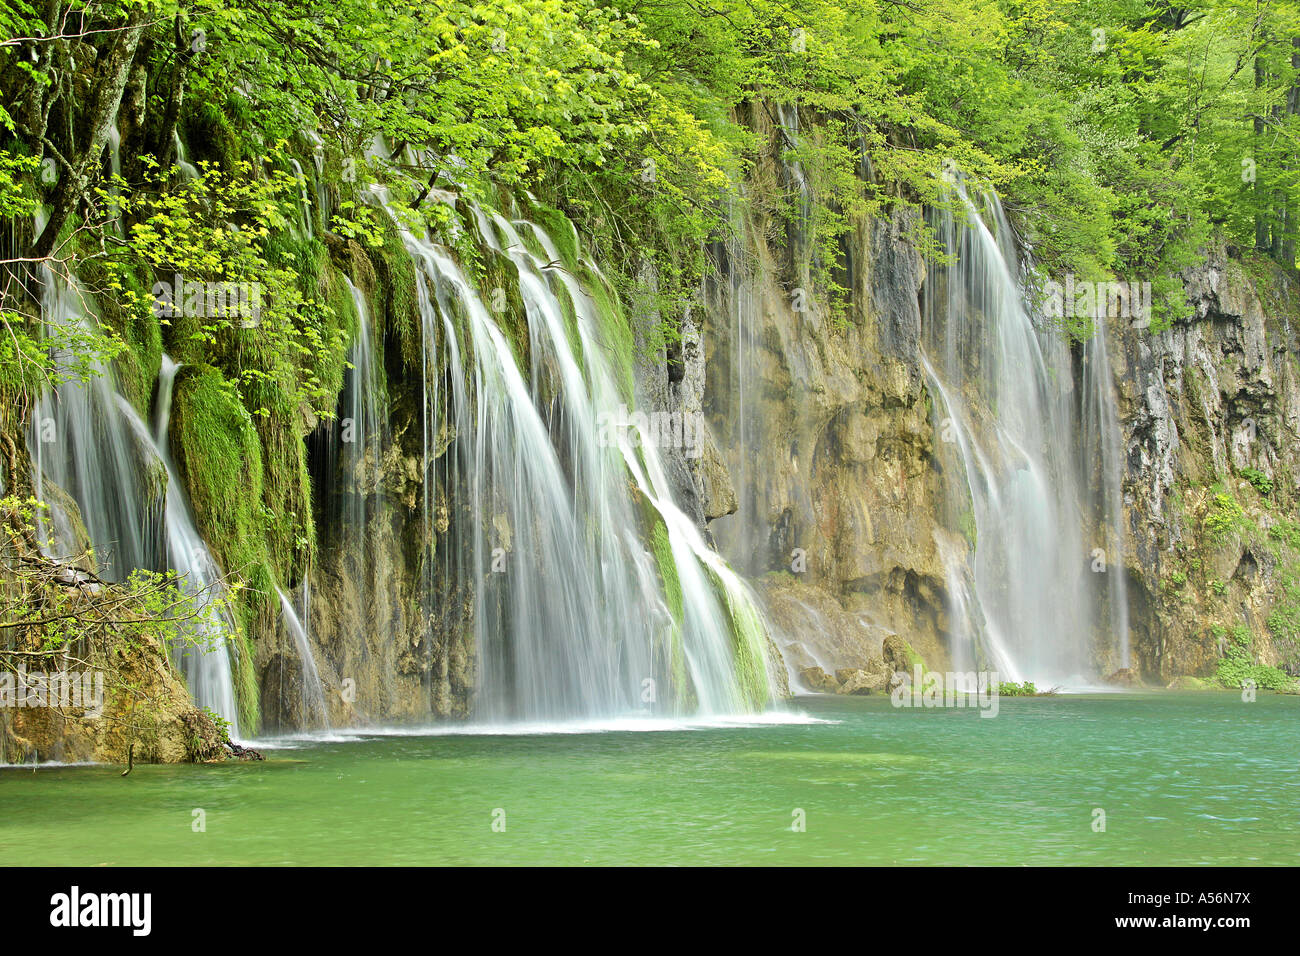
[1211,619,1297,690]
[1240,467,1274,496]
[1269,520,1300,551]
[201,706,232,746]
[1204,487,1245,541]
[1213,645,1296,690]
[997,681,1040,696]
[106,149,347,418]
[0,494,238,685]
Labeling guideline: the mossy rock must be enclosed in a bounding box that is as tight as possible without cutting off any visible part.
[168,363,270,731]
[525,201,581,272]
[75,258,161,416]
[883,633,926,676]
[182,96,244,171]
[372,212,422,369]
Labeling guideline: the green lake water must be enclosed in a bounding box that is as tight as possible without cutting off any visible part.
[2,692,1297,865]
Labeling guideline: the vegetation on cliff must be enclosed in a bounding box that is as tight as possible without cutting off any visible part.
[3,0,1300,742]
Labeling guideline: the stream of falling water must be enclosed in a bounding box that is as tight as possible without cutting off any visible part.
[371,186,776,720]
[277,586,327,728]
[25,252,242,733]
[152,357,241,731]
[922,182,1129,685]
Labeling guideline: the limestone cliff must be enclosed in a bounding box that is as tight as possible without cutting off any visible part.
[1112,245,1300,684]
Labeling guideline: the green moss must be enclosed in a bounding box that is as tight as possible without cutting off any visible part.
[707,564,771,711]
[171,365,265,552]
[373,212,422,369]
[651,521,682,622]
[1166,675,1216,690]
[957,508,977,550]
[526,202,581,272]
[546,268,584,372]
[579,262,636,402]
[76,258,161,415]
[650,520,691,710]
[263,231,326,291]
[169,363,274,730]
[182,97,244,170]
[477,251,531,373]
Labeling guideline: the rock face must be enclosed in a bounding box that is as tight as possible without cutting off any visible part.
[1110,242,1300,682]
[798,666,838,692]
[297,265,476,730]
[0,585,226,764]
[696,116,1300,691]
[701,111,951,685]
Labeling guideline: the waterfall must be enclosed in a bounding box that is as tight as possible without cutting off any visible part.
[306,130,330,227]
[340,278,385,645]
[1081,316,1131,670]
[277,586,327,728]
[289,159,314,239]
[25,259,242,732]
[172,130,198,183]
[104,124,123,235]
[708,197,765,575]
[28,266,162,579]
[304,274,391,725]
[374,187,775,720]
[152,357,242,732]
[341,279,384,542]
[774,103,812,260]
[922,182,1128,685]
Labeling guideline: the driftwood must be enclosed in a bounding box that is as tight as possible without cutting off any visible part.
[225,739,264,761]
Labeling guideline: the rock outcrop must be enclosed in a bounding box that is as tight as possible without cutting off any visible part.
[1111,242,1300,682]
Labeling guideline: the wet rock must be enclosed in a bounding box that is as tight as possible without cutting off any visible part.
[798,666,839,693]
[1105,668,1140,687]
[836,668,886,695]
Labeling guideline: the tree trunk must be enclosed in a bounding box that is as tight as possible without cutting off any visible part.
[27,9,148,262]
[1255,53,1270,251]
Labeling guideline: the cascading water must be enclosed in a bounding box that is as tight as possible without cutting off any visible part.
[172,130,198,183]
[707,197,766,575]
[277,586,327,728]
[1081,317,1131,670]
[28,264,162,579]
[105,124,124,235]
[289,159,314,239]
[25,252,242,731]
[152,357,241,731]
[922,182,1129,685]
[374,186,775,720]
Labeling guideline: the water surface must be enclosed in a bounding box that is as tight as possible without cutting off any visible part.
[2,693,1296,865]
